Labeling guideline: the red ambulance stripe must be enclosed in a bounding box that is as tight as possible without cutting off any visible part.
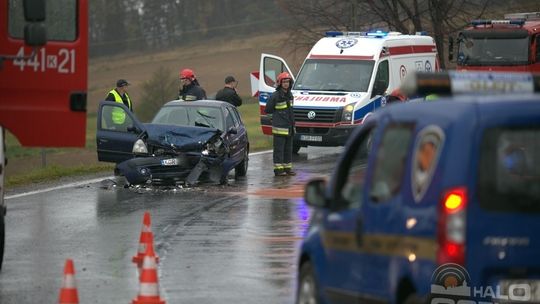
[309,55,374,60]
[389,45,437,55]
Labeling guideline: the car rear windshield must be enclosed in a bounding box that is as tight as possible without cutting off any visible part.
[152,105,224,130]
[478,127,540,213]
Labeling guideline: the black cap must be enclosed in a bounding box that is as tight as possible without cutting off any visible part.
[116,79,129,87]
[224,76,236,84]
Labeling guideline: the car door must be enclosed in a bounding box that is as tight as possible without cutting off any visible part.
[319,121,379,303]
[361,122,416,300]
[224,106,245,163]
[96,101,145,163]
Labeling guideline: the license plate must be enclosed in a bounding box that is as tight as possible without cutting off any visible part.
[160,158,178,166]
[500,279,540,302]
[300,135,322,142]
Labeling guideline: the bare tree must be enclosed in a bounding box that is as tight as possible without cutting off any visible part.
[277,0,495,68]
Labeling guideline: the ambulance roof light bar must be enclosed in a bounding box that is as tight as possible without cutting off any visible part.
[325,30,389,38]
[471,19,525,27]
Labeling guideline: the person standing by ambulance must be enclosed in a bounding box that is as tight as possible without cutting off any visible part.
[265,72,296,176]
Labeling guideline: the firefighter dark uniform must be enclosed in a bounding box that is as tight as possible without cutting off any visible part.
[265,72,296,176]
[179,68,207,101]
[105,79,133,126]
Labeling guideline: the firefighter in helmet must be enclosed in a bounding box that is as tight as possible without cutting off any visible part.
[178,68,207,101]
[265,72,296,176]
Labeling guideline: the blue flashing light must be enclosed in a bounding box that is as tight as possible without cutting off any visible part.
[508,19,526,25]
[326,31,343,37]
[367,30,388,38]
[415,31,428,36]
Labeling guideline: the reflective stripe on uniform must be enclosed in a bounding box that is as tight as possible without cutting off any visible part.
[283,163,292,169]
[272,127,290,135]
[274,164,284,170]
[275,101,288,110]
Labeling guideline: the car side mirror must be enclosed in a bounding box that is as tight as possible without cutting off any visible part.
[448,36,454,61]
[304,178,328,208]
[227,126,238,135]
[127,126,141,134]
[24,0,46,22]
[372,80,387,97]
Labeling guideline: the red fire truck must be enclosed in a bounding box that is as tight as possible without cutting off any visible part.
[0,0,88,270]
[451,12,540,72]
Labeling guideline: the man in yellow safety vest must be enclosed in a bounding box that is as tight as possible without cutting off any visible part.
[105,79,133,126]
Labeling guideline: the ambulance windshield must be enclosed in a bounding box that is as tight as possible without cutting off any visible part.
[293,59,375,92]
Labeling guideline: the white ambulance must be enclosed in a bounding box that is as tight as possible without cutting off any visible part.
[256,31,439,153]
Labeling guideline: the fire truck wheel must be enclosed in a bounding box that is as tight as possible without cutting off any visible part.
[0,210,4,271]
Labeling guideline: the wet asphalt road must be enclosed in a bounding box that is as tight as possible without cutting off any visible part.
[0,147,342,304]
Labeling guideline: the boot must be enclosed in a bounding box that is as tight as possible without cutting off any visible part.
[274,169,287,176]
[284,168,296,176]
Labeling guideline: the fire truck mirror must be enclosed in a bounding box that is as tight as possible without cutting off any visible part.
[24,23,46,47]
[448,36,454,61]
[23,0,46,22]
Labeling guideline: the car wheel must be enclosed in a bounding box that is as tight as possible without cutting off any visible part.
[296,262,319,304]
[0,209,4,271]
[235,148,249,178]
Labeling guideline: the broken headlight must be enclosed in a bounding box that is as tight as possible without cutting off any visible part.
[132,139,148,154]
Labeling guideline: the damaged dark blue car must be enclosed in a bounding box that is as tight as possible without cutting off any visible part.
[96,100,249,186]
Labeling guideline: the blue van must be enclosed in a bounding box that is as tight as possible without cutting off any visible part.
[297,94,540,304]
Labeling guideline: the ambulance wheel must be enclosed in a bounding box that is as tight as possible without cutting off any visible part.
[293,143,301,154]
[0,210,4,271]
[296,262,319,304]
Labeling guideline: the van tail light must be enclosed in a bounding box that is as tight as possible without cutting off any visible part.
[437,187,467,266]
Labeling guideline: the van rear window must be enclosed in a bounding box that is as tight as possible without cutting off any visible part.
[478,127,540,213]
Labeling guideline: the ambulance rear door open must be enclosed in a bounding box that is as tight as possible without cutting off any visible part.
[258,54,295,135]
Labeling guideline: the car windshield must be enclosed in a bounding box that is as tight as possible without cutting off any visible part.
[152,105,224,130]
[293,59,375,92]
[457,31,529,66]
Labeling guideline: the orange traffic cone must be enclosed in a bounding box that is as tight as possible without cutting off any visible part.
[132,241,166,304]
[133,211,159,266]
[59,259,79,304]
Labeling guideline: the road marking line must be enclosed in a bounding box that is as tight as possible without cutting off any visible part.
[5,177,112,200]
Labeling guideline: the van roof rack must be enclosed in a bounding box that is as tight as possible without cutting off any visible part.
[400,71,540,97]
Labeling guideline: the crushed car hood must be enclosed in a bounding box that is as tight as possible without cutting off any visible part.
[143,124,222,151]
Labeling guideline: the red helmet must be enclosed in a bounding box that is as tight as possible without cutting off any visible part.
[277,72,292,85]
[180,68,195,79]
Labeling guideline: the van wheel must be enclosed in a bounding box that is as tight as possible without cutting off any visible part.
[293,143,301,154]
[235,148,249,178]
[296,262,319,304]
